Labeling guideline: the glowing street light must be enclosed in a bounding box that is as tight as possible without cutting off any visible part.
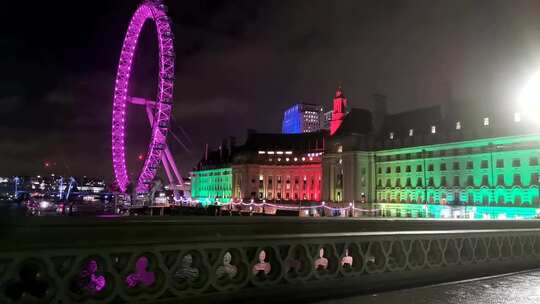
[518,71,540,124]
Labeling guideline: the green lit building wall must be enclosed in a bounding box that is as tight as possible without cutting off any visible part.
[190,168,233,204]
[323,134,540,219]
[374,134,540,207]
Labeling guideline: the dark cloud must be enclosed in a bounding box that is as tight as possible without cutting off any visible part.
[3,0,540,179]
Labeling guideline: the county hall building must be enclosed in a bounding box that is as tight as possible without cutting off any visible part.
[191,86,540,218]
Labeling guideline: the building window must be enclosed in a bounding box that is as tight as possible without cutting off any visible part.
[428,164,434,171]
[497,174,505,186]
[416,178,423,187]
[431,125,436,134]
[386,179,392,187]
[337,145,343,153]
[466,176,474,187]
[496,159,504,168]
[456,121,461,130]
[406,178,412,187]
[409,129,414,136]
[453,176,460,187]
[531,173,539,185]
[483,117,489,126]
[514,112,521,122]
[406,165,411,172]
[378,167,382,174]
[389,132,394,140]
[481,160,488,169]
[440,163,447,171]
[416,165,422,172]
[530,157,539,166]
[453,162,460,170]
[479,175,489,187]
[396,166,401,173]
[440,176,447,187]
[513,174,522,186]
[512,159,521,167]
[395,178,401,188]
[386,167,391,174]
[466,161,473,169]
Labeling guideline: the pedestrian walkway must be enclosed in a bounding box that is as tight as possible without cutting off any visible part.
[317,270,540,304]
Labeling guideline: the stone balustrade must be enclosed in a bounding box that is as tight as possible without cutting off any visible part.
[2,217,540,303]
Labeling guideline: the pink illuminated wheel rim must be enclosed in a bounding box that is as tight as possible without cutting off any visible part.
[112,0,175,193]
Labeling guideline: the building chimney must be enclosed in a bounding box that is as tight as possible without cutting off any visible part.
[229,136,236,155]
[372,93,387,133]
[247,128,257,137]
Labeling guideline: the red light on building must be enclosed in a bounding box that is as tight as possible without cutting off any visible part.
[330,85,348,135]
[138,154,144,161]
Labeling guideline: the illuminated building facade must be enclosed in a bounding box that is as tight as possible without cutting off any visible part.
[282,103,325,134]
[233,158,322,201]
[232,132,326,201]
[191,131,326,203]
[190,168,233,204]
[324,97,540,218]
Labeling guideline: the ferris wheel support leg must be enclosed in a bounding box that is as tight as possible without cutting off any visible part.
[164,147,183,186]
[144,102,182,201]
[163,148,181,202]
[161,153,175,189]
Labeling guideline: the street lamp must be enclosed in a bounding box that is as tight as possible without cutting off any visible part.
[518,71,540,124]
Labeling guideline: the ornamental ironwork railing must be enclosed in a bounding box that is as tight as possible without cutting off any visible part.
[2,217,540,303]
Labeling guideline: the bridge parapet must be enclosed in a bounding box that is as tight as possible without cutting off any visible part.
[2,217,540,303]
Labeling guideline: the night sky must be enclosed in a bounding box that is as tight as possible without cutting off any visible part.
[2,0,540,180]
